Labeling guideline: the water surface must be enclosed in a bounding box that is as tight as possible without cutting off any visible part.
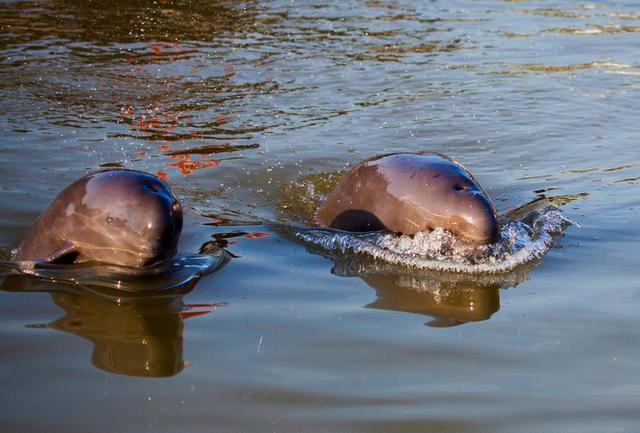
[1,1,640,432]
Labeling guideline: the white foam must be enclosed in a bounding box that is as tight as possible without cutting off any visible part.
[297,210,573,275]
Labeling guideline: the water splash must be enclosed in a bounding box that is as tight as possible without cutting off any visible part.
[296,205,573,275]
[0,251,229,293]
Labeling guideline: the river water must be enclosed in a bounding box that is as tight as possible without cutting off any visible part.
[1,1,639,432]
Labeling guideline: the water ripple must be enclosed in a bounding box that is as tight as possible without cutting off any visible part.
[0,251,229,293]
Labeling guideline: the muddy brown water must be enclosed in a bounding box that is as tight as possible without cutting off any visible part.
[1,1,640,432]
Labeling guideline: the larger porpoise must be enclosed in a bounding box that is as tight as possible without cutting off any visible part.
[315,152,499,244]
[13,169,183,268]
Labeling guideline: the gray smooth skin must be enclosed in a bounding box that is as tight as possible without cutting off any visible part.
[315,152,499,244]
[13,169,183,267]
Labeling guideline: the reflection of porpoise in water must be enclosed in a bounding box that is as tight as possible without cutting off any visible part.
[363,273,501,327]
[315,241,538,326]
[1,276,222,377]
[13,169,183,268]
[316,252,532,327]
[315,152,499,244]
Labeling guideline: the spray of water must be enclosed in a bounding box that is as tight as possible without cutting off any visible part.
[297,207,573,275]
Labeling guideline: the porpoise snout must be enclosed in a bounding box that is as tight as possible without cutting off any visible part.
[458,190,499,244]
[134,191,183,266]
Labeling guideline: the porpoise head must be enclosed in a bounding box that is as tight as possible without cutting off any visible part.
[316,152,499,244]
[381,153,499,244]
[14,169,183,268]
[76,170,183,267]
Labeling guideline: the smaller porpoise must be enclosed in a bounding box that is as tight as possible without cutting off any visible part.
[13,169,183,268]
[315,152,499,244]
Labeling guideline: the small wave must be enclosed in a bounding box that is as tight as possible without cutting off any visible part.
[297,207,573,275]
[0,251,229,293]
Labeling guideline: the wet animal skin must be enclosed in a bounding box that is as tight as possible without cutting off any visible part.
[315,152,499,244]
[13,169,183,267]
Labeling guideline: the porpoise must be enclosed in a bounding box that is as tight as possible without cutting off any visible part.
[13,169,183,267]
[315,152,499,244]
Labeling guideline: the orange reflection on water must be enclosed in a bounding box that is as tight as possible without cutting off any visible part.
[243,232,269,239]
[213,114,228,125]
[165,154,220,175]
[179,302,229,319]
[155,170,169,181]
[119,105,180,135]
[133,112,179,133]
[149,41,183,54]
